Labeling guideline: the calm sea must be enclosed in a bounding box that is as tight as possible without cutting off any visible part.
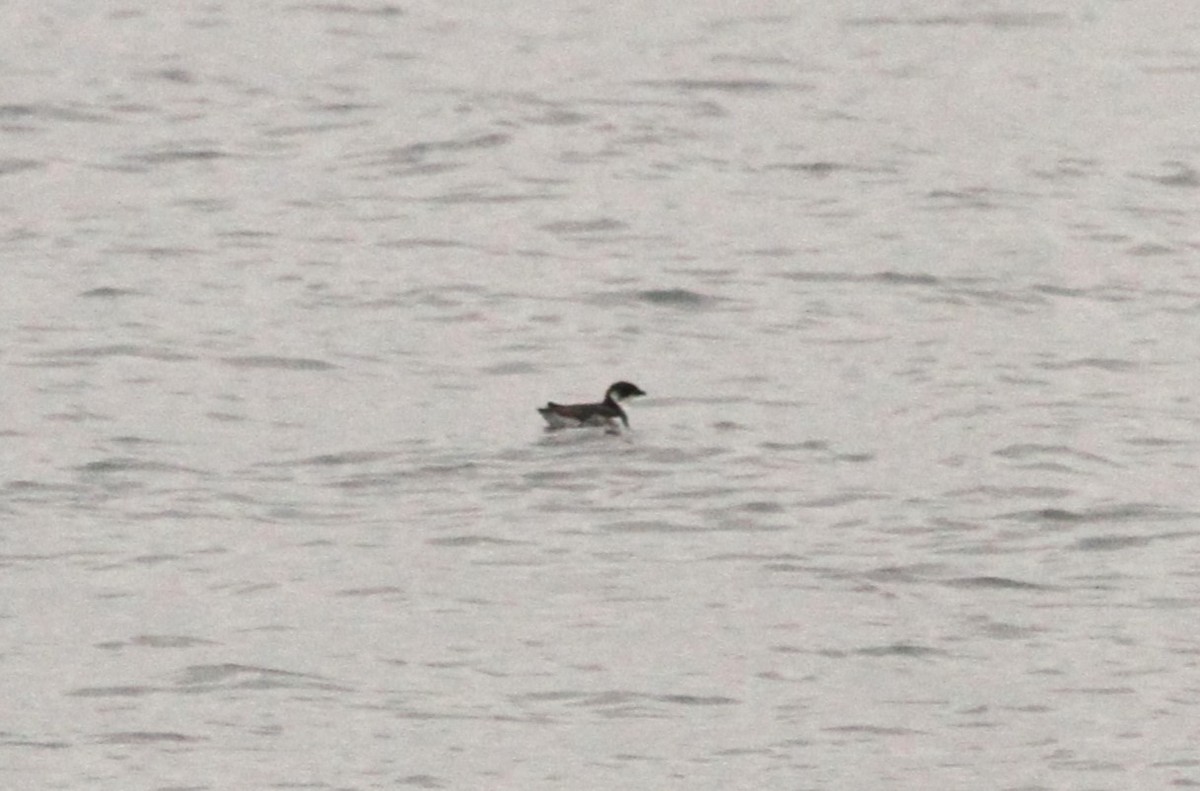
[3,2,1199,789]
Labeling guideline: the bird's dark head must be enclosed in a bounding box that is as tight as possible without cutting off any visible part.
[606,381,646,402]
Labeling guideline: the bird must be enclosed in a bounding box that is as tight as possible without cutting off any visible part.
[537,381,646,432]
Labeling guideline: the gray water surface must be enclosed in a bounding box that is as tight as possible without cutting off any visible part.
[3,2,1200,789]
